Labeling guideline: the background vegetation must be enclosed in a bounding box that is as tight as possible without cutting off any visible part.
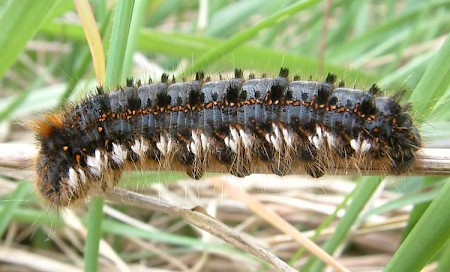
[0,0,449,271]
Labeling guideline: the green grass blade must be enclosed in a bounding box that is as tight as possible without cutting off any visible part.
[84,197,105,272]
[289,189,354,265]
[105,0,136,86]
[205,0,276,37]
[39,21,380,84]
[122,0,150,77]
[0,182,30,237]
[436,241,450,272]
[400,177,441,242]
[101,219,225,249]
[84,2,135,271]
[179,0,321,76]
[0,0,59,78]
[327,3,428,61]
[0,207,63,227]
[304,177,382,272]
[385,179,450,271]
[359,183,442,222]
[411,33,450,119]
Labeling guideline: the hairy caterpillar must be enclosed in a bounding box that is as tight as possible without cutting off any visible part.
[32,68,421,207]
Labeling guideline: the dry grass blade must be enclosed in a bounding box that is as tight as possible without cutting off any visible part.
[209,176,349,272]
[61,210,130,272]
[0,144,36,169]
[105,187,297,272]
[0,247,82,272]
[74,0,105,85]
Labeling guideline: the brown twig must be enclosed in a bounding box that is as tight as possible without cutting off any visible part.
[2,143,449,176]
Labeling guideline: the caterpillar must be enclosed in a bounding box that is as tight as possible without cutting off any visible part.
[32,68,421,207]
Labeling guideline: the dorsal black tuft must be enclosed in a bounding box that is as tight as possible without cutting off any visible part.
[161,73,169,83]
[325,73,337,84]
[234,69,243,78]
[338,80,345,87]
[317,86,331,105]
[285,90,293,100]
[126,78,133,87]
[156,91,171,107]
[195,71,205,81]
[125,88,141,111]
[269,84,284,101]
[96,86,104,94]
[279,67,289,78]
[249,73,255,79]
[368,84,380,95]
[225,84,240,104]
[188,89,205,105]
[293,75,301,81]
[239,90,247,101]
